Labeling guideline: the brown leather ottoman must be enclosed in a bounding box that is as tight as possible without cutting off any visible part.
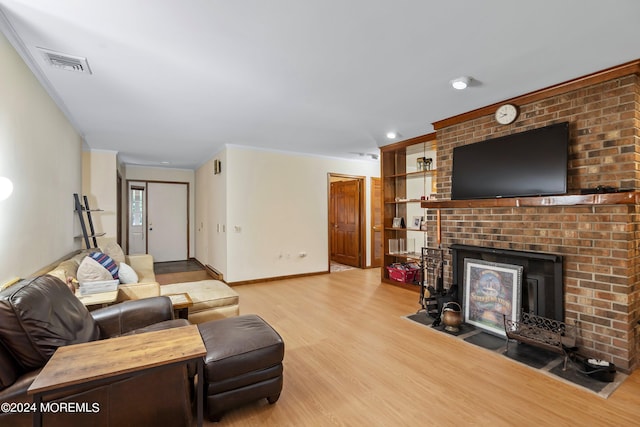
[197,314,284,421]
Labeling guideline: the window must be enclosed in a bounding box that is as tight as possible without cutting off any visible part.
[131,187,144,226]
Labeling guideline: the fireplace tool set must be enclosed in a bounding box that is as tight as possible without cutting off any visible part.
[415,246,616,381]
[418,248,452,317]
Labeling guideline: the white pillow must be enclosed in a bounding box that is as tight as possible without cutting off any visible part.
[77,257,113,283]
[118,262,139,284]
[102,241,126,265]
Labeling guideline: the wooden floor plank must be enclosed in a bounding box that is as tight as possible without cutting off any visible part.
[195,268,640,426]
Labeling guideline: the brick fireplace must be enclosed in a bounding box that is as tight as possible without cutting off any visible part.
[426,63,640,372]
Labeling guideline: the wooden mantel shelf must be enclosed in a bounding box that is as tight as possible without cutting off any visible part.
[421,191,640,209]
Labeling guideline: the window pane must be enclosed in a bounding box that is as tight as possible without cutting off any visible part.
[131,188,144,226]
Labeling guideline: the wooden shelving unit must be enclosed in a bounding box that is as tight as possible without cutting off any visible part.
[74,193,105,249]
[380,133,437,288]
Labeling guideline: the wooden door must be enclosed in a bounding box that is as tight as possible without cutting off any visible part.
[370,177,383,267]
[330,180,361,267]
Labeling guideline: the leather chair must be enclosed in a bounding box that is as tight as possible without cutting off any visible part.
[0,275,193,427]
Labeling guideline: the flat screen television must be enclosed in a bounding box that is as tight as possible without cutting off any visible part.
[451,122,569,200]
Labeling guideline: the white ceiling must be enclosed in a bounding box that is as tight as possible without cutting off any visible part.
[1,1,639,169]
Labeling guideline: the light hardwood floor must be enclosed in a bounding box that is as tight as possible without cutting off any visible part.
[197,268,640,426]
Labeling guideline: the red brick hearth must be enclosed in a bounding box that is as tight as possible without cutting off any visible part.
[426,62,640,372]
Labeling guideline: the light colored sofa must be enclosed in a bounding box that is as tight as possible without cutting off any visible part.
[161,280,240,323]
[45,249,239,323]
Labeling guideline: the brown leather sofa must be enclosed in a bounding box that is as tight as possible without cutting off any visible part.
[0,275,193,427]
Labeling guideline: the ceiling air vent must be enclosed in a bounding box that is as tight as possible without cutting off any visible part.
[37,47,92,74]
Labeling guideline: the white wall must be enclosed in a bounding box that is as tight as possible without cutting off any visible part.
[82,150,118,248]
[195,161,212,264]
[196,151,227,277]
[0,32,83,283]
[124,165,196,257]
[196,146,379,283]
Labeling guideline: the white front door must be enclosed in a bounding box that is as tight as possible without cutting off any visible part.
[147,182,188,262]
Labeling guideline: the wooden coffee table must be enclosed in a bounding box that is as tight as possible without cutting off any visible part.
[27,325,206,427]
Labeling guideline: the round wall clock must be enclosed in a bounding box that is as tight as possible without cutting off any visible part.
[495,104,518,125]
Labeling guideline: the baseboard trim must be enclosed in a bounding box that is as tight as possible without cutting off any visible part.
[204,264,223,281]
[225,270,328,287]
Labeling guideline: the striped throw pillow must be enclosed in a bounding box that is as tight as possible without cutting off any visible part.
[89,252,119,280]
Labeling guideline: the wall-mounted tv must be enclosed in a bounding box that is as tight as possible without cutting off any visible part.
[451,122,569,200]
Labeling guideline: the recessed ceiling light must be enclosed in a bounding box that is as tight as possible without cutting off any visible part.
[160,161,170,165]
[386,132,398,139]
[451,76,471,90]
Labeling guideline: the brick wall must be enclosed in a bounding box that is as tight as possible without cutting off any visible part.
[432,73,640,371]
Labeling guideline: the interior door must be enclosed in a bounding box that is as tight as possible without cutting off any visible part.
[147,182,188,262]
[370,177,382,267]
[330,180,360,267]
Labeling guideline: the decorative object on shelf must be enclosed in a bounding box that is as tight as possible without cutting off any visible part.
[420,219,428,231]
[464,259,523,337]
[494,103,519,125]
[405,238,415,254]
[388,239,399,254]
[388,238,413,254]
[412,216,423,228]
[392,217,404,228]
[416,157,433,171]
[441,302,463,332]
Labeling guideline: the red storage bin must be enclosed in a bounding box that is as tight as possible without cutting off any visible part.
[386,263,420,283]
